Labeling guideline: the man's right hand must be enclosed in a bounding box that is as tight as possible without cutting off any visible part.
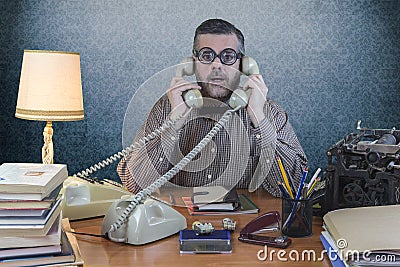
[167,77,201,129]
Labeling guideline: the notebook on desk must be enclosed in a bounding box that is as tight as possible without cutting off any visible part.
[191,186,241,212]
[323,205,400,265]
[183,194,259,216]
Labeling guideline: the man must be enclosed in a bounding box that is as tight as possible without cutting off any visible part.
[118,19,307,197]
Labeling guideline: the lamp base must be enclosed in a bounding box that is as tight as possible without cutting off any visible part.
[42,121,54,164]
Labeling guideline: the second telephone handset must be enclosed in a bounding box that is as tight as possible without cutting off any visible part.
[176,56,260,109]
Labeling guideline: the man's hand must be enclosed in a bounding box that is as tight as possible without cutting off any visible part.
[243,74,268,127]
[167,77,201,129]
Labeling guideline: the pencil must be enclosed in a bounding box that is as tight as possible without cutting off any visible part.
[276,156,294,199]
[283,167,308,230]
[278,181,290,198]
[306,177,321,197]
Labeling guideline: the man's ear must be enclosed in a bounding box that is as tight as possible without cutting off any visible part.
[191,55,197,73]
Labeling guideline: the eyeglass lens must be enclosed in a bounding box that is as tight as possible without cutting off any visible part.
[197,47,239,65]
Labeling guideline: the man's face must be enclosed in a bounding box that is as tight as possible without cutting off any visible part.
[193,34,242,102]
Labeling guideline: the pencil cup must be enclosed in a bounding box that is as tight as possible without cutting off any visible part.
[281,197,313,238]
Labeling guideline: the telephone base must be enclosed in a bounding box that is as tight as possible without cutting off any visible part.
[60,176,131,220]
[102,197,187,245]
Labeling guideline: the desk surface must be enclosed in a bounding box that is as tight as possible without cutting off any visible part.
[70,189,331,266]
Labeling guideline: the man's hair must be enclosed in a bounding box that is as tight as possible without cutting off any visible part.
[193,18,245,54]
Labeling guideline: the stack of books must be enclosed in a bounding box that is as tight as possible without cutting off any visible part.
[0,163,81,266]
[321,205,400,267]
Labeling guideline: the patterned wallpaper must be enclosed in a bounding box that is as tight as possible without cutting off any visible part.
[1,0,399,183]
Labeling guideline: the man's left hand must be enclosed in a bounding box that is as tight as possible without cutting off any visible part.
[243,74,268,127]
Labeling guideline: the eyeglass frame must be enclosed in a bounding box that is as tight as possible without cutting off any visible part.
[192,47,244,66]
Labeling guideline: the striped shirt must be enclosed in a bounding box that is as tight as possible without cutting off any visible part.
[117,95,307,197]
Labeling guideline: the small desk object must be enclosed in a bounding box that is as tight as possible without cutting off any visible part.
[238,211,292,248]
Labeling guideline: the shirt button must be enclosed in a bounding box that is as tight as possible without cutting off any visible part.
[159,157,163,162]
[256,134,261,139]
[266,159,270,164]
[207,174,212,179]
[171,136,175,141]
[211,148,216,153]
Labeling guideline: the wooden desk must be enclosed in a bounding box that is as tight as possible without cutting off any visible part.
[70,190,331,266]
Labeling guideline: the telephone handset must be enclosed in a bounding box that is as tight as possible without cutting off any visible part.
[176,56,260,109]
[176,57,203,108]
[230,56,260,109]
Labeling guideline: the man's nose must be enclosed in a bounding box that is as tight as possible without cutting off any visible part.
[211,56,223,69]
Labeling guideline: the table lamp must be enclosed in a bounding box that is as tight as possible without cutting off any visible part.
[15,50,84,164]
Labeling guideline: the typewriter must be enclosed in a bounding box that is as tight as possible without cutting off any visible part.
[324,121,400,213]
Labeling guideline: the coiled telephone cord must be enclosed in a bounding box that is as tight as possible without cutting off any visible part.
[74,109,192,179]
[107,107,240,242]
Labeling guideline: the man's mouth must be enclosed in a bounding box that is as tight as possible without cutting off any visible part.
[209,77,225,85]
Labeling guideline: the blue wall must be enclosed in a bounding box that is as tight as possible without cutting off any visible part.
[1,0,399,182]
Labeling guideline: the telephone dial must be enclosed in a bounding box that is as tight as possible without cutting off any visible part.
[62,56,260,245]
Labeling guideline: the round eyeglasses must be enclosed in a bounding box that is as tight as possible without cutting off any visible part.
[193,47,243,65]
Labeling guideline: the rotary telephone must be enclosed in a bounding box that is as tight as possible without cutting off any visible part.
[63,56,260,245]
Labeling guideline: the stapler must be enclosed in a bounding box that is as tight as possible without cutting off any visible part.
[238,211,292,248]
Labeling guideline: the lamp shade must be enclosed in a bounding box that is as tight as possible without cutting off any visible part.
[15,50,84,121]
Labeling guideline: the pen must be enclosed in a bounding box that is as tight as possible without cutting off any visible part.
[306,177,321,198]
[295,167,308,201]
[276,156,294,199]
[307,168,321,189]
[283,167,308,229]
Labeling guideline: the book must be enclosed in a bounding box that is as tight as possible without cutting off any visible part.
[0,209,47,217]
[192,186,240,211]
[0,186,61,217]
[321,230,400,267]
[0,218,83,266]
[0,184,62,211]
[0,163,68,200]
[0,244,61,260]
[61,218,84,267]
[323,205,400,265]
[0,198,62,225]
[0,205,62,237]
[0,230,75,267]
[183,194,259,215]
[320,232,346,267]
[347,252,400,266]
[0,214,61,249]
